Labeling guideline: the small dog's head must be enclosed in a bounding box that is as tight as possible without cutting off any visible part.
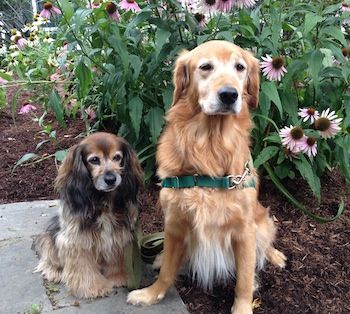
[171,40,260,114]
[55,132,143,219]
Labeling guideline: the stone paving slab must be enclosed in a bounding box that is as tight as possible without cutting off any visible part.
[0,200,188,314]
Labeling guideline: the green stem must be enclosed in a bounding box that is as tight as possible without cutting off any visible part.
[264,162,345,223]
[55,1,110,74]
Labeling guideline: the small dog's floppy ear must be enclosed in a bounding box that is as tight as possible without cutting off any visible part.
[117,139,143,207]
[171,50,189,106]
[55,144,95,221]
[245,52,260,108]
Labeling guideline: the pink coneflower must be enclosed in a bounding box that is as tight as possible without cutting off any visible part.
[194,13,207,29]
[279,125,304,153]
[0,77,8,85]
[197,0,217,14]
[85,107,96,122]
[233,0,257,8]
[106,2,120,21]
[314,108,342,138]
[86,1,102,8]
[300,136,317,157]
[260,55,287,81]
[118,0,141,12]
[19,104,37,114]
[39,2,62,19]
[341,2,350,12]
[283,147,298,160]
[216,0,234,12]
[298,107,320,124]
[13,35,27,50]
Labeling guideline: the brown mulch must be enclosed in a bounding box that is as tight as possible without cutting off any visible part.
[0,94,349,314]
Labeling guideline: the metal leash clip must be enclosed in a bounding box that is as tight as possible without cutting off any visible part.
[228,161,250,189]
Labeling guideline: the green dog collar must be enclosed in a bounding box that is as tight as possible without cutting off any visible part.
[161,160,255,190]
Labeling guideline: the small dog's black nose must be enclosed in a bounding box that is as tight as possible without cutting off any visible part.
[104,172,117,186]
[218,86,238,106]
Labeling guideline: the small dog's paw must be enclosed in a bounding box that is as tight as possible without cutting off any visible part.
[35,265,62,283]
[73,278,114,299]
[127,288,164,306]
[267,248,287,268]
[108,272,127,287]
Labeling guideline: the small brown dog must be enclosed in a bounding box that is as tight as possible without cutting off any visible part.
[35,132,143,298]
[127,41,286,313]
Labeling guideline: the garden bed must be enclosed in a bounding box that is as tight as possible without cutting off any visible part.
[0,105,349,314]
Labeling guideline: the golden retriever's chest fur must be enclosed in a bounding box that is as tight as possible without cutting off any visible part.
[160,187,258,289]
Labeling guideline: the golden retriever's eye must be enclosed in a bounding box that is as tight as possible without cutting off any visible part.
[88,156,100,165]
[236,63,245,72]
[199,63,213,71]
[113,154,122,162]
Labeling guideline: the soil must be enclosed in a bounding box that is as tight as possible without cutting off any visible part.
[1,93,349,314]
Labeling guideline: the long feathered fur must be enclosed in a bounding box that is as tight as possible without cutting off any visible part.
[35,133,143,298]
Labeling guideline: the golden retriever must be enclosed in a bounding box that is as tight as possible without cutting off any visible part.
[127,40,286,313]
[35,132,143,298]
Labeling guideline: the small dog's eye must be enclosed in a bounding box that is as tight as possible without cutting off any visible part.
[88,156,100,165]
[199,63,213,71]
[236,63,245,72]
[113,154,122,162]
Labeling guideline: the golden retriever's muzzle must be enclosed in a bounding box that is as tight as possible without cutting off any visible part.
[217,86,239,113]
[94,171,122,192]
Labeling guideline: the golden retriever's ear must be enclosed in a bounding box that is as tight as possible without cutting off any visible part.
[245,54,260,108]
[172,51,189,106]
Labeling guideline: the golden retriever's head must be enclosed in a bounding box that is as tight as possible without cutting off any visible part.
[172,40,260,114]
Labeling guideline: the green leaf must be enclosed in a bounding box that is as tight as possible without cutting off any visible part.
[107,26,130,71]
[35,140,49,151]
[145,107,164,144]
[308,50,324,89]
[54,149,68,162]
[162,86,173,112]
[0,72,12,81]
[254,146,280,168]
[0,88,5,110]
[75,60,92,99]
[129,96,144,137]
[155,28,171,54]
[293,155,321,201]
[11,87,24,122]
[335,136,350,184]
[261,82,283,118]
[304,13,324,35]
[49,89,66,128]
[58,0,74,20]
[263,133,281,144]
[129,55,142,80]
[343,94,350,127]
[320,26,347,46]
[323,3,342,14]
[12,153,39,173]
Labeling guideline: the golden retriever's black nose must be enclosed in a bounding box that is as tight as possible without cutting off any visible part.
[218,86,238,106]
[104,172,117,186]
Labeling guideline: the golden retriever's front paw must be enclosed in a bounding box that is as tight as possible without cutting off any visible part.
[127,287,164,306]
[231,300,253,314]
[267,248,287,268]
